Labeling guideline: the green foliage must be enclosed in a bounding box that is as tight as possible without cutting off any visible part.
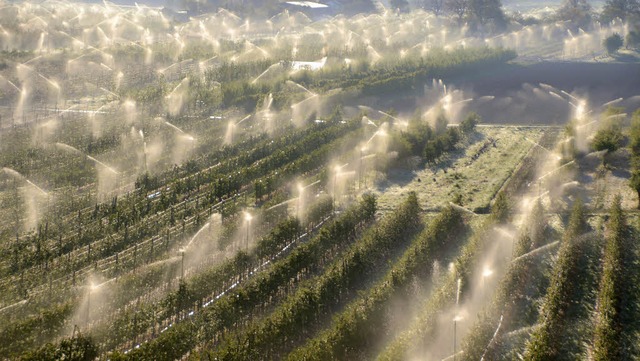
[523,200,590,361]
[117,196,377,360]
[566,199,588,234]
[199,193,422,360]
[629,111,640,207]
[385,110,462,166]
[557,0,593,29]
[423,128,462,164]
[19,334,97,361]
[379,202,513,361]
[592,125,623,153]
[604,33,625,54]
[602,105,626,119]
[601,0,640,23]
[0,303,75,358]
[434,111,449,135]
[2,114,369,357]
[593,195,628,361]
[288,206,465,361]
[120,81,167,104]
[529,200,547,249]
[460,112,481,135]
[628,111,640,207]
[404,114,434,153]
[462,200,548,360]
[466,0,508,31]
[491,191,510,223]
[0,19,539,360]
[255,218,301,259]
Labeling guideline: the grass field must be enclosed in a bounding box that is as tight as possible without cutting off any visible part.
[375,127,545,213]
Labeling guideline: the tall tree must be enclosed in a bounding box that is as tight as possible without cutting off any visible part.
[557,0,593,29]
[460,112,480,134]
[423,0,445,15]
[601,0,640,23]
[446,0,468,23]
[467,0,507,31]
[604,33,624,54]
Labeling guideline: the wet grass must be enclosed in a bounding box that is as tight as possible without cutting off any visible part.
[374,127,544,213]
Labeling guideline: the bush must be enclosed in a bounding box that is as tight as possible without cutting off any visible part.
[491,191,510,223]
[460,112,481,135]
[592,126,622,153]
[20,334,97,361]
[604,33,624,54]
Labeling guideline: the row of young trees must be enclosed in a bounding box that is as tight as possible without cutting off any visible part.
[1,112,356,350]
[176,0,638,30]
[110,195,376,360]
[195,47,518,113]
[5,45,513,288]
[592,196,633,360]
[521,200,596,360]
[2,116,366,357]
[3,117,361,305]
[197,193,422,360]
[419,0,640,30]
[375,191,511,361]
[10,193,338,359]
[463,195,638,360]
[19,332,97,361]
[98,216,305,354]
[287,204,466,360]
[460,200,549,360]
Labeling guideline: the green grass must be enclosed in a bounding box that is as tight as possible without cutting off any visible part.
[375,127,543,213]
